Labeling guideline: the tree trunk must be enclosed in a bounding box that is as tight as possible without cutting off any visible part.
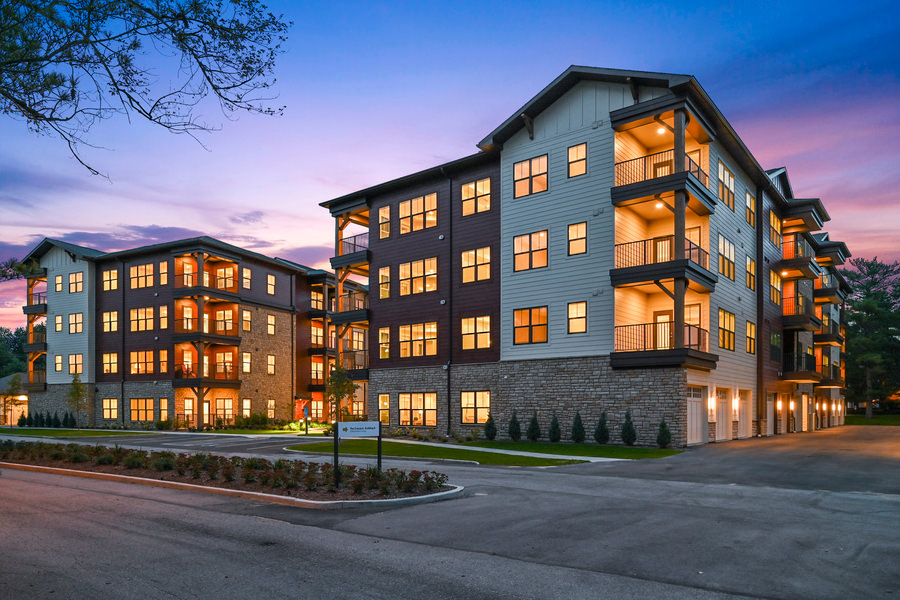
[865,366,874,420]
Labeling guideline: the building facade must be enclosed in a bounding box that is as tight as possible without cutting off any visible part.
[322,66,851,447]
[21,237,366,428]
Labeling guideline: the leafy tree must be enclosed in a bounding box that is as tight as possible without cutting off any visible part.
[0,259,42,281]
[483,413,497,441]
[594,411,609,444]
[65,372,89,417]
[621,410,637,446]
[570,411,585,443]
[548,413,561,442]
[526,410,541,442]
[2,373,25,424]
[508,411,521,441]
[1,0,291,174]
[657,418,672,448]
[0,327,27,377]
[841,257,900,417]
[324,366,359,422]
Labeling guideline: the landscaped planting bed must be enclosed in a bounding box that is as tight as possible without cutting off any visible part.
[0,440,450,501]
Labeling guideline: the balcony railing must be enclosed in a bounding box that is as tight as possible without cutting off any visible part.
[28,370,46,384]
[816,272,835,289]
[817,364,843,380]
[783,352,817,373]
[337,291,368,312]
[614,150,709,187]
[174,318,239,336]
[174,363,239,381]
[174,272,237,292]
[614,322,708,352]
[782,236,814,260]
[27,292,47,305]
[339,232,369,256]
[783,294,813,317]
[818,320,841,336]
[340,350,369,370]
[615,236,709,270]
[28,330,47,344]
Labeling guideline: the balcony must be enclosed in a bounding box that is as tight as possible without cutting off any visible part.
[814,273,844,304]
[777,236,819,279]
[610,322,718,370]
[173,318,241,344]
[782,295,821,331]
[814,364,844,388]
[173,363,241,388]
[330,290,369,325]
[781,353,821,383]
[25,369,46,391]
[331,232,370,271]
[814,320,844,346]
[173,272,239,299]
[23,291,47,315]
[24,329,47,353]
[610,237,715,292]
[340,349,369,379]
[612,151,716,214]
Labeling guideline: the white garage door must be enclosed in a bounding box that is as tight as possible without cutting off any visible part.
[687,387,705,445]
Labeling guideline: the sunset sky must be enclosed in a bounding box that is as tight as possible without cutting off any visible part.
[1,0,898,329]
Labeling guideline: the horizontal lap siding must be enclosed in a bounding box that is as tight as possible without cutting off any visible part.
[44,247,95,384]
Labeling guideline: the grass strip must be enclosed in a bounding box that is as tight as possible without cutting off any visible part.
[845,414,900,426]
[288,439,582,466]
[0,428,152,438]
[463,440,681,459]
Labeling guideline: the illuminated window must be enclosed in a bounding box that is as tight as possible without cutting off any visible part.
[379,327,390,359]
[311,290,324,310]
[55,315,62,332]
[242,309,251,332]
[102,353,118,374]
[266,274,275,295]
[514,154,548,198]
[54,355,63,371]
[267,314,275,335]
[350,328,366,351]
[311,356,324,383]
[159,349,168,373]
[718,309,735,351]
[461,178,491,216]
[69,272,83,293]
[399,257,437,295]
[311,322,324,347]
[461,247,490,283]
[102,398,118,420]
[68,312,83,334]
[745,192,756,227]
[267,399,275,420]
[159,261,168,286]
[718,235,735,280]
[379,266,390,299]
[267,354,276,375]
[770,270,782,305]
[242,352,251,373]
[568,222,587,255]
[568,301,587,334]
[214,309,233,334]
[461,316,490,350]
[399,193,437,234]
[129,264,154,289]
[129,307,154,332]
[130,351,154,374]
[568,143,586,178]
[378,205,390,239]
[130,398,153,422]
[514,230,548,271]
[746,321,756,354]
[159,305,168,329]
[717,162,735,210]
[379,394,390,425]
[216,266,234,290]
[68,353,83,374]
[769,211,783,248]
[54,275,63,292]
[399,392,437,427]
[242,267,251,289]
[746,257,756,290]
[461,391,491,424]
[514,306,548,344]
[399,322,438,357]
[102,269,118,291]
[242,398,251,418]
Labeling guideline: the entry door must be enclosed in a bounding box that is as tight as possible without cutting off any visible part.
[686,387,706,445]
[202,401,211,426]
[766,397,775,435]
[653,311,673,350]
[738,391,752,438]
[716,389,731,441]
[653,236,672,263]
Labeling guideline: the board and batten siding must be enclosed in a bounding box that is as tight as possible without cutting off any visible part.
[43,247,96,385]
[499,80,673,361]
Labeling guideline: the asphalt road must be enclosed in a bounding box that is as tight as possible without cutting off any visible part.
[1,426,898,599]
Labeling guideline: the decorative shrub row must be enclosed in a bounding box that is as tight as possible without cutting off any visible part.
[0,441,449,495]
[483,410,673,448]
[16,411,77,428]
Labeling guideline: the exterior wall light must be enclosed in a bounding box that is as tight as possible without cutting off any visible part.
[789,400,795,411]
[777,399,783,411]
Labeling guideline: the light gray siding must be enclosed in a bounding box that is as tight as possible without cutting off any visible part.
[43,247,96,385]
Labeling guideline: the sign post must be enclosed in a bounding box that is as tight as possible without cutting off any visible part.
[334,421,384,484]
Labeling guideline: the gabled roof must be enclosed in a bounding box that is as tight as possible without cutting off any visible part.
[22,238,106,263]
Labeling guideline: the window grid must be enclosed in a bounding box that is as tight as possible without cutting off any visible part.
[129,307,154,332]
[770,270,782,305]
[399,193,437,234]
[746,321,756,354]
[130,398,153,422]
[102,269,118,291]
[130,351,154,374]
[311,322,324,347]
[379,206,390,239]
[68,353,83,374]
[461,178,491,216]
[379,266,390,299]
[102,353,118,374]
[461,391,491,424]
[399,322,438,357]
[159,261,168,286]
[242,352,251,373]
[54,355,63,371]
[68,312,83,334]
[54,275,63,292]
[102,398,118,420]
[745,192,756,227]
[267,274,276,295]
[514,230,548,271]
[718,309,735,351]
[568,301,587,334]
[399,257,437,296]
[514,155,548,198]
[399,392,437,427]
[718,235,735,280]
[129,264,154,289]
[769,211,783,248]
[514,306,548,344]
[568,143,586,177]
[55,315,62,332]
[242,267,251,289]
[267,314,275,335]
[379,327,390,359]
[379,394,390,425]
[159,305,168,329]
[461,316,490,350]
[568,222,587,255]
[159,349,168,373]
[69,272,83,293]
[461,247,490,283]
[267,354,276,375]
[718,162,735,210]
[746,257,756,290]
[242,309,251,332]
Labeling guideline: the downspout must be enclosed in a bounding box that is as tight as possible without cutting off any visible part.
[120,257,126,426]
[441,166,453,435]
[290,271,296,421]
[755,182,769,435]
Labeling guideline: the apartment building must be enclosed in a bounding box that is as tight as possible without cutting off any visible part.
[21,237,366,428]
[322,66,850,447]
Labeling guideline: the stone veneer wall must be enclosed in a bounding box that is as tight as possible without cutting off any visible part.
[238,306,295,420]
[23,385,94,426]
[94,382,174,427]
[370,356,689,447]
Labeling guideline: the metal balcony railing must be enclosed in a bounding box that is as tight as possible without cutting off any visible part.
[336,291,368,312]
[340,350,369,370]
[783,352,817,373]
[614,150,709,187]
[614,322,708,352]
[817,364,843,380]
[614,236,709,270]
[818,320,841,336]
[783,295,813,317]
[175,271,236,292]
[27,292,47,305]
[339,232,369,255]
[816,272,835,289]
[174,363,239,381]
[782,236,814,260]
[174,318,239,336]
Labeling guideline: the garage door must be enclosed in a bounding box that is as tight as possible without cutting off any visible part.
[687,386,705,445]
[716,388,732,441]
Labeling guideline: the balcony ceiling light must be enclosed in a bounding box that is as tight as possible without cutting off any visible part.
[657,127,666,135]
[655,201,664,209]
[781,271,788,276]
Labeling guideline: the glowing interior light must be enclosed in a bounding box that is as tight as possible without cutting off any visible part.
[657,127,666,134]
[655,201,664,209]
[781,271,788,276]
[777,400,783,411]
[789,400,795,411]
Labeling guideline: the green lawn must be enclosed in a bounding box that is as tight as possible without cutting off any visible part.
[0,428,152,438]
[287,439,583,466]
[208,429,305,435]
[464,440,682,459]
[845,414,900,426]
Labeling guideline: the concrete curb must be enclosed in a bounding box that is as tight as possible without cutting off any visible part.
[0,462,465,510]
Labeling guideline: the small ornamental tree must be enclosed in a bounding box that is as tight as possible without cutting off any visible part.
[483,413,497,441]
[2,373,25,424]
[52,412,61,428]
[621,410,637,446]
[571,411,585,443]
[35,412,45,427]
[66,372,89,421]
[25,412,33,427]
[17,413,26,427]
[526,410,541,442]
[508,411,521,441]
[325,366,359,423]
[657,418,672,448]
[594,412,609,444]
[549,413,561,442]
[63,412,71,428]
